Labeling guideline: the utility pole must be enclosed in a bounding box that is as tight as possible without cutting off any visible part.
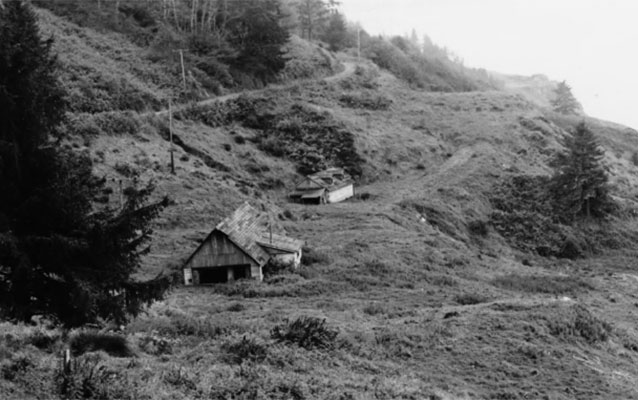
[168,99,175,174]
[357,26,361,61]
[174,49,187,92]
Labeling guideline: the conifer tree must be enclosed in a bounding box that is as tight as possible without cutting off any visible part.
[0,0,170,327]
[321,10,347,51]
[550,122,613,222]
[551,80,580,115]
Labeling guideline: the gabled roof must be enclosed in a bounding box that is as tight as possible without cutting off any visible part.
[215,202,271,266]
[293,168,353,192]
[257,233,304,253]
[184,202,303,269]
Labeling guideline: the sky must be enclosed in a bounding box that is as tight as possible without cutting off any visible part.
[340,0,638,130]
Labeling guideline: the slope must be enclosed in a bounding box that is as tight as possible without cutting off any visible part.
[4,6,638,400]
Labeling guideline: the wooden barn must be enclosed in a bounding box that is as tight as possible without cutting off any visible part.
[182,203,303,285]
[289,168,354,204]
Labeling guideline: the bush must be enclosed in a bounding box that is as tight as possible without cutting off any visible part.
[227,302,246,312]
[492,274,592,295]
[222,336,268,364]
[263,258,297,278]
[55,354,136,400]
[1,353,33,381]
[271,316,338,350]
[27,329,60,351]
[69,331,134,358]
[301,246,330,266]
[339,93,392,110]
[548,305,611,343]
[362,303,386,316]
[137,335,172,356]
[468,220,489,237]
[455,293,490,305]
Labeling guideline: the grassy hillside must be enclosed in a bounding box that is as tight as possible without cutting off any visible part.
[4,4,638,400]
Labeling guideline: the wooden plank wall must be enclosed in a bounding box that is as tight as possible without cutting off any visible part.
[185,231,256,269]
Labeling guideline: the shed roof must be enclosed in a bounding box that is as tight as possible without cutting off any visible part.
[257,233,304,253]
[293,168,353,193]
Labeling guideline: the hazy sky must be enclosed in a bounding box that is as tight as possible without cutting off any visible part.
[340,0,638,130]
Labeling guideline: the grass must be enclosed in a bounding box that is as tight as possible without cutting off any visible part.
[6,8,638,399]
[492,274,593,295]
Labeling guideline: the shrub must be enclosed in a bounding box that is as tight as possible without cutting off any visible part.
[27,329,60,351]
[301,246,330,266]
[548,305,611,343]
[263,258,297,278]
[163,367,197,391]
[492,274,592,295]
[455,293,490,305]
[55,354,136,400]
[69,331,134,358]
[137,335,172,356]
[227,302,246,312]
[222,336,268,364]
[1,353,33,381]
[339,93,392,110]
[468,220,489,237]
[362,303,386,316]
[271,316,338,350]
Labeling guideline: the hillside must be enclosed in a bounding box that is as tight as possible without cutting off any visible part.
[4,4,638,400]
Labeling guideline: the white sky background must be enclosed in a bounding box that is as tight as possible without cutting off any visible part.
[340,0,638,130]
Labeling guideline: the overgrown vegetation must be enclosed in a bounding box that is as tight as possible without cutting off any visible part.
[490,123,617,258]
[492,274,592,295]
[271,316,338,350]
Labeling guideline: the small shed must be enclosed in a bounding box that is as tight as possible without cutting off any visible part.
[183,203,303,285]
[289,168,354,204]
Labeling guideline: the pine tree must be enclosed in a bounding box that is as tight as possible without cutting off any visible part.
[550,122,613,222]
[296,0,330,41]
[228,0,289,82]
[0,0,171,327]
[551,80,580,115]
[321,11,347,51]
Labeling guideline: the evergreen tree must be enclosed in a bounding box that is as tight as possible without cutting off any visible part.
[296,0,330,41]
[321,11,347,51]
[0,0,170,327]
[550,122,613,222]
[551,80,580,115]
[228,0,289,82]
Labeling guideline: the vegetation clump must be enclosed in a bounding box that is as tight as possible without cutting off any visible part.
[271,316,338,350]
[69,331,134,357]
[490,123,617,258]
[548,305,611,343]
[222,336,268,364]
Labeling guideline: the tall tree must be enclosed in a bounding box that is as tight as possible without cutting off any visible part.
[0,0,170,327]
[551,80,580,115]
[296,0,334,41]
[550,122,613,222]
[228,0,289,82]
[321,10,347,51]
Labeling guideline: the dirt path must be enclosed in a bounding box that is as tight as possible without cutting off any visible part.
[153,61,356,117]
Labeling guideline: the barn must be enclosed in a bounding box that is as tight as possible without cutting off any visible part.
[182,202,303,285]
[289,168,354,204]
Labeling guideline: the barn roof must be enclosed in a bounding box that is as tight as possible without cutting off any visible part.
[257,233,304,253]
[215,202,271,265]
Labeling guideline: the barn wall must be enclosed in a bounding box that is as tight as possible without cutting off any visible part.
[184,230,257,270]
[327,185,354,203]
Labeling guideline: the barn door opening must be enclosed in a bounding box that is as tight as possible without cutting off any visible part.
[197,267,228,284]
[196,264,251,284]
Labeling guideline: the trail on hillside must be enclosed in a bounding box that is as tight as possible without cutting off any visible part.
[153,61,356,117]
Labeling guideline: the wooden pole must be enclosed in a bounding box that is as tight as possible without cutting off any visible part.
[175,49,187,92]
[169,100,175,175]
